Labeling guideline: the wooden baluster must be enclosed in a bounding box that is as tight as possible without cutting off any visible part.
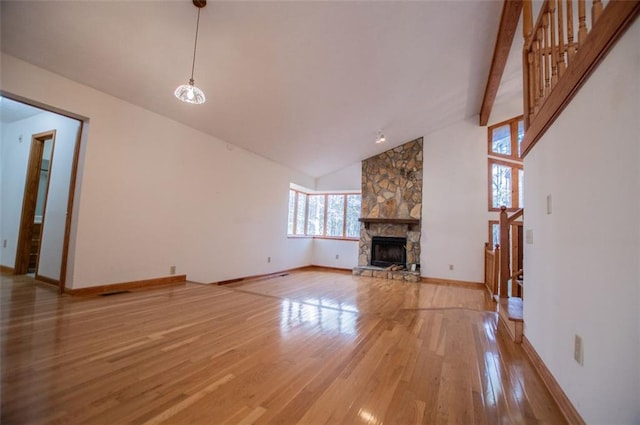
[592,0,603,25]
[535,34,543,111]
[523,0,534,128]
[499,207,510,298]
[549,0,558,87]
[493,244,500,296]
[528,52,535,123]
[557,0,566,77]
[578,0,588,45]
[567,0,576,63]
[484,243,490,289]
[543,12,551,96]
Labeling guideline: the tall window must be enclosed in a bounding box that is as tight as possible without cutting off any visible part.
[287,188,361,240]
[488,116,524,211]
[306,195,325,236]
[295,192,307,235]
[345,194,361,238]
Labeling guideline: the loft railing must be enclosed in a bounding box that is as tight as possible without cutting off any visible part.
[523,0,603,126]
[521,0,639,157]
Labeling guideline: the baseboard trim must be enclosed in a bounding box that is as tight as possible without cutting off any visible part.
[522,336,586,425]
[421,276,485,289]
[307,265,352,273]
[0,265,15,274]
[35,274,59,286]
[215,265,351,286]
[65,274,187,296]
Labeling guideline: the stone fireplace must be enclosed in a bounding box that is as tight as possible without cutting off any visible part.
[353,138,423,282]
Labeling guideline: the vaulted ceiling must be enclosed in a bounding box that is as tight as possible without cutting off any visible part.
[1,1,522,178]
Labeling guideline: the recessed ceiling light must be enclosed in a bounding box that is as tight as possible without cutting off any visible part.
[376,130,386,144]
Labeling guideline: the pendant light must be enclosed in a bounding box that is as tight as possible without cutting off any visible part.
[175,0,207,104]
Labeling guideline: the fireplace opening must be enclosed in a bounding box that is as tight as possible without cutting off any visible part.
[371,236,406,268]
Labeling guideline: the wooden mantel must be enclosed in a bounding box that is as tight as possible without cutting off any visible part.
[359,217,420,230]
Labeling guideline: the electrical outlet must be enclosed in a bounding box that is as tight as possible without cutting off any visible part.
[267,256,271,263]
[574,334,584,365]
[170,266,176,275]
[449,264,454,271]
[335,254,340,260]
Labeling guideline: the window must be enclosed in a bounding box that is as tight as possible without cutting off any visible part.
[488,116,524,211]
[326,195,345,237]
[287,187,361,240]
[489,158,523,210]
[488,220,499,248]
[287,190,296,234]
[488,116,525,160]
[306,195,325,236]
[345,194,361,238]
[295,192,307,235]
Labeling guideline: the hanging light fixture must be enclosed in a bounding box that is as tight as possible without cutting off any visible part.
[175,0,207,104]
[376,130,386,144]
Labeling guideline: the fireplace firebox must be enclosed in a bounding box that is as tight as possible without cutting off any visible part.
[371,236,406,268]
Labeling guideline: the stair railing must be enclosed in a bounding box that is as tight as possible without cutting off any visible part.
[499,206,524,298]
[484,242,500,297]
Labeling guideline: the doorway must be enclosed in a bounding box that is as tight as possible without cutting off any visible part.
[15,131,56,276]
[0,95,84,292]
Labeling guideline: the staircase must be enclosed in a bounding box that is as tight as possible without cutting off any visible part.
[485,207,524,343]
[498,297,523,343]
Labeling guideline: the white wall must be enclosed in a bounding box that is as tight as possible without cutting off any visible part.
[315,162,361,191]
[312,238,359,270]
[1,111,81,280]
[1,54,315,287]
[421,116,496,283]
[523,21,639,424]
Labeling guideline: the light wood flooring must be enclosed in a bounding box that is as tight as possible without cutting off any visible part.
[1,270,565,424]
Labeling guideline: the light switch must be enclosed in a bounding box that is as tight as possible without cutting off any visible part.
[546,194,552,214]
[526,229,533,244]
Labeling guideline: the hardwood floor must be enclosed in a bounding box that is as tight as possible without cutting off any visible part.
[0,270,565,424]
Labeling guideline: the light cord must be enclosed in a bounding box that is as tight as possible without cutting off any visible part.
[190,7,201,82]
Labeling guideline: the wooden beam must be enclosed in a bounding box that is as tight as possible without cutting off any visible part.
[479,0,523,126]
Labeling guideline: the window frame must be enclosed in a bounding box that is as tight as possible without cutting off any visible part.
[287,189,361,241]
[487,115,524,212]
[487,115,524,161]
[488,157,523,212]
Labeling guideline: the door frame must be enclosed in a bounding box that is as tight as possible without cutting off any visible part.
[14,130,56,276]
[3,91,86,293]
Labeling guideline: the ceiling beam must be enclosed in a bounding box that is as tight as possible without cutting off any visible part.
[479,0,523,126]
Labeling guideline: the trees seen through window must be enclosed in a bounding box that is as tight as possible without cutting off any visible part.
[288,188,361,240]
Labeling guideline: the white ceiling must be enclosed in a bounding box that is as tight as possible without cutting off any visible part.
[0,1,522,178]
[0,96,45,124]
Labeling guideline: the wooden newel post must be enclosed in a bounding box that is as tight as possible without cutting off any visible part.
[499,206,510,298]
